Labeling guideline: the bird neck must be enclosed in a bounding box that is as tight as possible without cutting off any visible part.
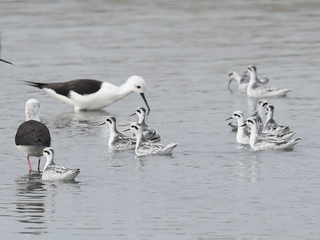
[118,81,134,98]
[44,156,54,171]
[249,125,259,145]
[248,71,257,85]
[25,110,40,121]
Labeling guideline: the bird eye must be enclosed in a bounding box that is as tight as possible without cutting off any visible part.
[234,114,240,118]
[44,150,49,154]
[137,110,141,114]
[136,85,141,89]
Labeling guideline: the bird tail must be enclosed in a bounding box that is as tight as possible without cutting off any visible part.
[20,80,46,89]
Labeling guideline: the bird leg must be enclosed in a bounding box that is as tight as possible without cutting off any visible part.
[37,158,41,172]
[27,156,32,172]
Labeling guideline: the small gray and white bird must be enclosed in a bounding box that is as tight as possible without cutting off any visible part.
[247,66,291,98]
[15,99,51,172]
[226,111,250,144]
[228,67,269,92]
[42,148,80,181]
[99,116,136,151]
[244,117,301,151]
[129,123,177,157]
[131,107,161,142]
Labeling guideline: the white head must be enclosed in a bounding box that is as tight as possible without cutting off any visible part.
[256,100,268,116]
[130,122,142,139]
[25,99,40,121]
[125,76,150,114]
[99,116,117,130]
[135,107,147,123]
[247,65,257,80]
[43,147,55,167]
[232,111,245,124]
[245,117,258,131]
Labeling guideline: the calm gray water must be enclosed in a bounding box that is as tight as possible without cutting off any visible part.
[1,0,320,239]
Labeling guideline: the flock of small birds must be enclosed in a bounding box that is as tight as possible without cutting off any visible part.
[226,65,302,151]
[2,57,301,181]
[1,57,178,181]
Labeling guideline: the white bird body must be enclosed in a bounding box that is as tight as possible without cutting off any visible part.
[42,148,80,181]
[247,66,291,98]
[130,123,177,157]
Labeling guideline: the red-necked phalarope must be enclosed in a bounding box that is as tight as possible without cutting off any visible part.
[42,148,80,181]
[247,66,291,98]
[99,116,136,151]
[226,111,250,144]
[244,117,301,150]
[15,99,51,172]
[129,123,177,157]
[22,75,150,112]
[131,107,161,142]
[228,67,269,92]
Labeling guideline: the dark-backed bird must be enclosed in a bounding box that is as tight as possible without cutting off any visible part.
[15,99,51,172]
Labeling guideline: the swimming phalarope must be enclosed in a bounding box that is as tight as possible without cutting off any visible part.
[15,99,51,172]
[99,116,136,151]
[226,111,250,144]
[247,66,291,98]
[129,123,178,157]
[228,68,269,92]
[262,105,296,139]
[131,107,161,142]
[42,148,80,181]
[244,117,301,150]
[251,99,269,132]
[22,75,150,112]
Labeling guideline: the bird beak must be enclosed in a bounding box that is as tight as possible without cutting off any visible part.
[130,112,137,116]
[225,116,233,121]
[0,58,13,65]
[98,122,106,126]
[123,128,130,132]
[140,93,150,115]
[239,123,246,127]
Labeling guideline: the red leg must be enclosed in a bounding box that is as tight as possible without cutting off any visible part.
[27,156,32,172]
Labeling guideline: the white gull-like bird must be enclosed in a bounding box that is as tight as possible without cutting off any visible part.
[129,123,178,157]
[22,75,150,112]
[247,66,291,98]
[228,67,269,92]
[15,99,51,172]
[244,117,301,151]
[42,147,80,181]
[131,107,161,142]
[99,116,136,151]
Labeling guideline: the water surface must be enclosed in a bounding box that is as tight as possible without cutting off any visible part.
[1,0,320,239]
